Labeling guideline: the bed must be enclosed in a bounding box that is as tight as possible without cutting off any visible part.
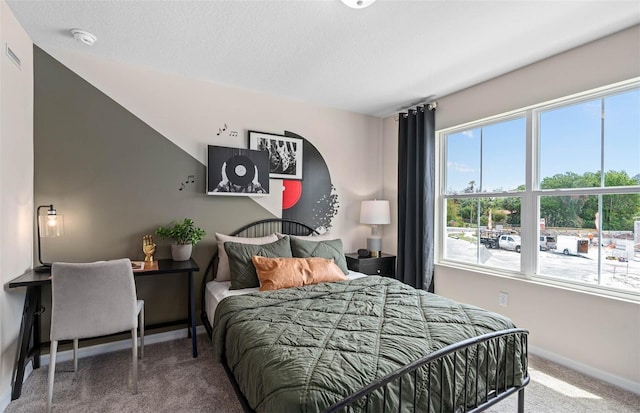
[200,218,529,413]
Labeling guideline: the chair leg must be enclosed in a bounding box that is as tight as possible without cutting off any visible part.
[47,340,58,413]
[131,329,138,394]
[73,339,78,378]
[139,303,144,359]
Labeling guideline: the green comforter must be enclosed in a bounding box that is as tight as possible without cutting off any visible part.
[213,276,525,413]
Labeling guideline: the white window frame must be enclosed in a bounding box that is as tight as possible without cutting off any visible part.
[436,78,640,301]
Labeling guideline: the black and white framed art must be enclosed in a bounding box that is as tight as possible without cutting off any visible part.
[207,146,269,196]
[249,131,303,180]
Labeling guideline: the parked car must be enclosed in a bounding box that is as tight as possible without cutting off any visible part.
[499,235,521,253]
[539,235,557,251]
[481,236,500,249]
[539,236,548,251]
[544,236,557,250]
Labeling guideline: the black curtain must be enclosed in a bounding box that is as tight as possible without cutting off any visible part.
[397,106,436,292]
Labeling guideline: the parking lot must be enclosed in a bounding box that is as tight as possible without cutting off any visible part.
[445,236,640,292]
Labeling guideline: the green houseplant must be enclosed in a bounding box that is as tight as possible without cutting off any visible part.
[155,218,206,261]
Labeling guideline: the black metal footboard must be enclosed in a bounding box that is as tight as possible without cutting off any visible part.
[324,328,529,413]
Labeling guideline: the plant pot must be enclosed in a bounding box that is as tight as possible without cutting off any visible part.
[171,243,192,261]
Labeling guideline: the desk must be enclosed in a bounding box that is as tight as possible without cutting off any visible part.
[7,258,199,400]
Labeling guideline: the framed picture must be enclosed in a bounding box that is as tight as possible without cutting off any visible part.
[207,146,270,196]
[249,131,303,180]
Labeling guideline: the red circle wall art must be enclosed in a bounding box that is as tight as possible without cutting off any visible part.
[282,180,302,210]
[281,131,339,232]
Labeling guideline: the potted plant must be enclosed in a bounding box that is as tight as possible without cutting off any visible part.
[155,218,206,261]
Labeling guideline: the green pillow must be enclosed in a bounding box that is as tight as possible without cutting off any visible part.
[225,236,292,290]
[290,237,348,275]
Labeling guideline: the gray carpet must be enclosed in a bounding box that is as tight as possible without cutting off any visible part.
[5,335,242,413]
[5,335,639,413]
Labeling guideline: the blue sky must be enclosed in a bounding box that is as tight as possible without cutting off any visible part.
[446,88,640,193]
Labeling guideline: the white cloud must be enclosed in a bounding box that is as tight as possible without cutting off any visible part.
[448,161,474,173]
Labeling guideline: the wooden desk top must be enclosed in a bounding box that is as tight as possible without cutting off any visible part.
[7,258,200,288]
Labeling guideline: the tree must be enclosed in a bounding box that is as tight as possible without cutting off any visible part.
[601,171,640,230]
[501,196,521,226]
[540,170,640,230]
[446,199,464,227]
[464,180,476,194]
[492,210,507,223]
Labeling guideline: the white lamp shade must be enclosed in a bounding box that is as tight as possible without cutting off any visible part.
[360,200,390,225]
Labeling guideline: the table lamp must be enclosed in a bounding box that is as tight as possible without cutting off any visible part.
[360,200,390,257]
[35,204,64,273]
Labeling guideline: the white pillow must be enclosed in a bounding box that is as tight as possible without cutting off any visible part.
[215,232,279,281]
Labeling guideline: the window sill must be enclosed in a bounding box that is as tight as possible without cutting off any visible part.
[435,260,640,304]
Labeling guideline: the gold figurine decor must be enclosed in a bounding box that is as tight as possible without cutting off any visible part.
[143,234,156,262]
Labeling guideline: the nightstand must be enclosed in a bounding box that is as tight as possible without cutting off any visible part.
[345,253,396,278]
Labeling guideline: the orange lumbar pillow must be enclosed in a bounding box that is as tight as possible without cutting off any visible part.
[251,256,348,291]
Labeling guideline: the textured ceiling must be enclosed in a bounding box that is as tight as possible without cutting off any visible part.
[6,0,640,117]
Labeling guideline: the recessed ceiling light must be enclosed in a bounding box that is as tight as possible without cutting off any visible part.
[340,0,376,9]
[70,29,97,46]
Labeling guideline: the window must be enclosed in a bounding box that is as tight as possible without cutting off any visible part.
[439,82,640,298]
[443,117,525,273]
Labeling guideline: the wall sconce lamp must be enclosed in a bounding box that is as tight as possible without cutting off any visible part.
[35,204,64,273]
[360,200,390,257]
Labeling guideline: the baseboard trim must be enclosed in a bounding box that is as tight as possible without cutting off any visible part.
[40,325,206,366]
[0,326,206,413]
[0,386,11,413]
[529,345,640,395]
[7,332,634,409]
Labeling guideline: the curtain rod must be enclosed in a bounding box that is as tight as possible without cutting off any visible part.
[394,101,438,120]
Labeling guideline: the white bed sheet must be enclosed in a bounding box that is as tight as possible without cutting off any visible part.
[205,270,367,328]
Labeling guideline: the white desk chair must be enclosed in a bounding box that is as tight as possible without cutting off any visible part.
[47,259,144,412]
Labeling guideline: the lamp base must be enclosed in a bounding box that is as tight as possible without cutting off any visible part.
[33,265,51,273]
[366,236,382,258]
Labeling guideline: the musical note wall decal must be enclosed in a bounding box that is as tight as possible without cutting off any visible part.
[179,175,196,191]
[215,122,238,138]
[216,123,227,136]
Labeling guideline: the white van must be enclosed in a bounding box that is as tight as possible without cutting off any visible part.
[539,236,557,251]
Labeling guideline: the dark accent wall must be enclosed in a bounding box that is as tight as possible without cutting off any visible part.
[33,46,272,335]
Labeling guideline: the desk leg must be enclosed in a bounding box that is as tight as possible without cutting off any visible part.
[34,289,41,369]
[189,271,198,358]
[11,285,40,400]
[187,275,191,339]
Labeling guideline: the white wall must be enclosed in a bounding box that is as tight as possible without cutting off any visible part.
[36,47,384,253]
[0,0,33,409]
[382,25,640,393]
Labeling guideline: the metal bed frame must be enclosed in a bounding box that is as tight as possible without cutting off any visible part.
[200,218,317,338]
[201,218,529,413]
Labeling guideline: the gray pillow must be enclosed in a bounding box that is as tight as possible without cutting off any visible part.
[225,236,293,290]
[290,237,348,275]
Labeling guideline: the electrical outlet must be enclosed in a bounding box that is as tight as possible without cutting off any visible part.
[498,291,509,307]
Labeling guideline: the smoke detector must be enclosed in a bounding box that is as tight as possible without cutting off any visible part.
[70,29,97,46]
[340,0,376,9]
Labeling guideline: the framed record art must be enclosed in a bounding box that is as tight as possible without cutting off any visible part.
[207,146,270,196]
[249,131,303,180]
